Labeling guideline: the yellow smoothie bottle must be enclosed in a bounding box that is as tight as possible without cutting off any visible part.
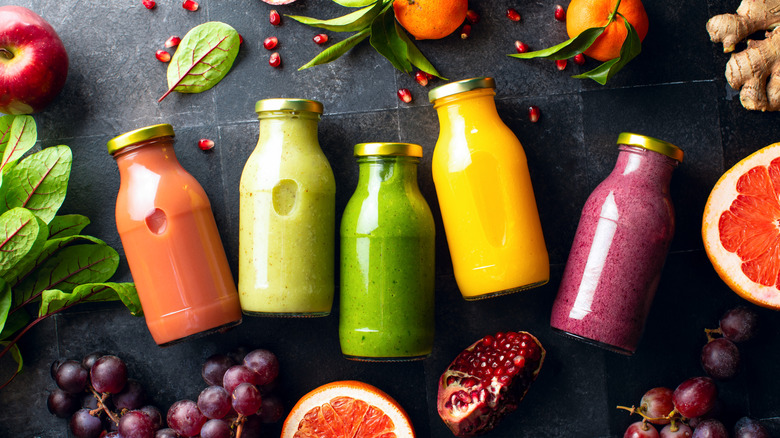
[429,77,549,299]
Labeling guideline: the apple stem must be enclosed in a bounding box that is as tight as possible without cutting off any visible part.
[0,48,13,60]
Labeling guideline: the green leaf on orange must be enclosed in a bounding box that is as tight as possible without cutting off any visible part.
[370,7,413,73]
[572,15,642,85]
[509,26,606,61]
[287,0,384,33]
[299,28,371,70]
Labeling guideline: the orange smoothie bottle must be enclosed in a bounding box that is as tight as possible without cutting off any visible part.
[428,77,549,299]
[108,124,242,346]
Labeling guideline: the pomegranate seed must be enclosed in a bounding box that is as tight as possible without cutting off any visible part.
[424,72,434,80]
[270,9,281,26]
[573,53,586,65]
[182,0,199,11]
[165,36,181,48]
[142,0,156,9]
[397,88,412,103]
[269,52,281,68]
[198,139,215,151]
[414,71,429,87]
[155,50,171,63]
[263,36,278,50]
[460,24,471,39]
[556,59,567,70]
[313,34,329,44]
[554,4,566,21]
[514,41,529,53]
[506,8,521,22]
[466,9,480,24]
[527,106,541,123]
[239,34,244,45]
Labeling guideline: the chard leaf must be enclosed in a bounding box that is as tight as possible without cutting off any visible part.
[0,146,71,223]
[159,22,240,102]
[3,235,104,289]
[14,243,119,306]
[370,7,412,73]
[39,283,141,318]
[0,116,37,174]
[510,26,606,61]
[0,208,47,279]
[0,310,29,340]
[331,0,376,7]
[287,0,384,32]
[48,215,91,239]
[299,28,371,70]
[0,115,14,157]
[0,280,10,334]
[394,21,444,79]
[572,16,642,84]
[0,341,22,375]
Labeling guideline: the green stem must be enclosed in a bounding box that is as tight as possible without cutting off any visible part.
[607,0,622,23]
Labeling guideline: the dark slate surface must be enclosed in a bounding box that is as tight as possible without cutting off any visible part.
[1,0,779,437]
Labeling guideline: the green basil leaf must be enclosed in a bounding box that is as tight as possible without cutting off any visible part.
[0,146,71,223]
[39,282,141,318]
[0,115,37,174]
[0,279,10,334]
[510,26,606,60]
[572,15,642,85]
[48,215,91,239]
[394,21,445,79]
[287,0,384,32]
[14,243,119,307]
[331,0,376,7]
[0,208,47,280]
[370,7,412,73]
[3,235,104,289]
[0,115,14,158]
[299,28,371,70]
[159,22,240,102]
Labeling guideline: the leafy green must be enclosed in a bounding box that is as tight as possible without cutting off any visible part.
[159,21,241,102]
[573,16,642,85]
[510,26,607,61]
[288,0,443,78]
[0,115,138,390]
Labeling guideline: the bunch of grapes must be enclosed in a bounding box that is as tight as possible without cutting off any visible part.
[701,306,759,380]
[164,348,285,438]
[47,352,164,438]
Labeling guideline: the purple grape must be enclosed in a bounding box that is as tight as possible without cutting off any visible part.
[81,351,106,371]
[257,394,284,423]
[139,405,164,430]
[200,418,232,438]
[672,377,718,419]
[243,349,279,386]
[112,379,146,410]
[232,382,262,416]
[90,355,128,394]
[624,421,660,438]
[720,306,759,342]
[223,365,258,393]
[105,433,120,438]
[47,388,81,418]
[167,399,207,437]
[70,408,104,438]
[639,387,674,425]
[660,423,693,438]
[118,410,156,438]
[51,359,63,380]
[701,338,740,380]
[55,360,89,394]
[202,354,236,387]
[692,419,728,438]
[734,417,771,438]
[198,385,232,419]
[155,428,182,438]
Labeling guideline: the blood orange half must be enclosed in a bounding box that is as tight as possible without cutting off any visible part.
[281,380,415,438]
[703,142,780,309]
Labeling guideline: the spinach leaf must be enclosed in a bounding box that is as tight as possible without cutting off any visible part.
[0,280,10,334]
[0,208,47,280]
[0,146,71,224]
[0,115,14,157]
[0,116,37,174]
[48,215,91,239]
[573,16,642,85]
[287,1,384,33]
[39,283,142,318]
[299,28,371,70]
[3,235,104,290]
[159,21,241,102]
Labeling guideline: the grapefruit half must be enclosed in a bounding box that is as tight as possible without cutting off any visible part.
[281,380,415,438]
[703,142,780,309]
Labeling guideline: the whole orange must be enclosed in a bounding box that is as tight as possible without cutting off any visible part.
[393,0,468,40]
[566,0,649,61]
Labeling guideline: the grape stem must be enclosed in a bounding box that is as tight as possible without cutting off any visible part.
[704,327,722,342]
[616,405,681,424]
[89,386,121,426]
[235,414,246,438]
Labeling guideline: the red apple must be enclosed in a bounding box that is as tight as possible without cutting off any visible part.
[0,6,68,115]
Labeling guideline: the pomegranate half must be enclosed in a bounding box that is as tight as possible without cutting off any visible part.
[437,331,545,436]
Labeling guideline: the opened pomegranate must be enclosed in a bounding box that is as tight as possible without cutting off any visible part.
[437,331,545,436]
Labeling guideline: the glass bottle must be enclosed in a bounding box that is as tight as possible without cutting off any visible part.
[550,133,684,355]
[429,77,549,300]
[108,124,242,346]
[238,98,336,316]
[340,143,435,361]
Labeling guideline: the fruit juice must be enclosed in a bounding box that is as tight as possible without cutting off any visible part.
[430,78,549,299]
[111,126,242,346]
[340,144,435,360]
[238,99,335,316]
[551,135,682,354]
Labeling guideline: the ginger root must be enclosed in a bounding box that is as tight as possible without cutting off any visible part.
[708,0,780,111]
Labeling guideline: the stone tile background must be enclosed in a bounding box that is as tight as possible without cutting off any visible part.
[1,0,779,437]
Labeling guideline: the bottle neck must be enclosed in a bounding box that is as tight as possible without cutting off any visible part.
[113,137,180,176]
[257,111,321,151]
[357,156,420,190]
[612,144,678,190]
[433,88,500,126]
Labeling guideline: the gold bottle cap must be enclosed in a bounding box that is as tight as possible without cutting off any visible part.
[617,132,684,162]
[107,124,175,155]
[428,77,496,102]
[255,98,324,114]
[354,142,423,158]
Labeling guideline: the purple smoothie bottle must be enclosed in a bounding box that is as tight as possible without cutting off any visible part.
[550,133,684,355]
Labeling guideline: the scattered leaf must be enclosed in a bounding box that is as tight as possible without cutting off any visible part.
[510,26,606,61]
[287,0,384,33]
[299,28,371,70]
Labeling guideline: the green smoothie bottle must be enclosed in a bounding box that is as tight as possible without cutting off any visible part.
[238,99,335,316]
[340,142,436,361]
